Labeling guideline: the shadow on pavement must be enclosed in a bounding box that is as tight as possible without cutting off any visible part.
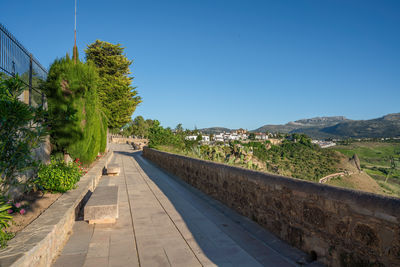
[113,148,315,267]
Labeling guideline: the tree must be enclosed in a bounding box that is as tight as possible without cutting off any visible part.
[148,120,184,148]
[85,40,141,130]
[385,156,396,183]
[175,123,183,133]
[249,133,255,140]
[131,116,148,138]
[123,116,155,138]
[43,57,107,164]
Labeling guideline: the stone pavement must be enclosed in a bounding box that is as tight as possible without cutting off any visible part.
[52,144,315,267]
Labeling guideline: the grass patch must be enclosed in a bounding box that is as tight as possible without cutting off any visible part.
[333,141,400,168]
[328,177,355,189]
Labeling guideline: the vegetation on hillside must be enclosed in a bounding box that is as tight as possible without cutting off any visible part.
[85,40,141,130]
[332,141,400,196]
[245,135,340,180]
[149,123,340,181]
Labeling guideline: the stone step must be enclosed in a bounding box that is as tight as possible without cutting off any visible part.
[84,186,119,224]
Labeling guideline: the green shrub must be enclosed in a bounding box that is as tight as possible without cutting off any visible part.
[0,200,13,248]
[43,57,107,164]
[35,158,82,192]
[0,75,47,194]
[148,120,184,149]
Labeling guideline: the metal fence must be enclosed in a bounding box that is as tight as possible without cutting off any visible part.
[0,23,47,107]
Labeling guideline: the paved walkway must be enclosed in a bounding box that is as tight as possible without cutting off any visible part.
[53,144,315,267]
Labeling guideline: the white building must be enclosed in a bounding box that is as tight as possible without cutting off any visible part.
[214,133,224,142]
[185,135,198,141]
[185,135,210,143]
[202,135,210,142]
[255,133,268,140]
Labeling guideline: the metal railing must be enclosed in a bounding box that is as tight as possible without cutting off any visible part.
[0,23,47,107]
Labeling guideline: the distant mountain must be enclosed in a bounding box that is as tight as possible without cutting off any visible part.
[199,127,232,134]
[294,116,349,126]
[198,113,400,139]
[255,113,400,139]
[320,113,400,138]
[254,116,350,134]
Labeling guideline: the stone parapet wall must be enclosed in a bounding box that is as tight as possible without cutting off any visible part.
[143,147,400,267]
[0,151,114,267]
[110,137,148,150]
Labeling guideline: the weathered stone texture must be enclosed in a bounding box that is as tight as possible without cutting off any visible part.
[0,151,114,267]
[143,147,400,267]
[84,186,119,223]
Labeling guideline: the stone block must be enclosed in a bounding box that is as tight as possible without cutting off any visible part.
[107,164,120,176]
[84,186,119,224]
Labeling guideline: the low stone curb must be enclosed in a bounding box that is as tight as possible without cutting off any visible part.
[0,151,114,267]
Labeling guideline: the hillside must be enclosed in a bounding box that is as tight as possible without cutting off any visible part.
[321,113,400,138]
[199,127,232,134]
[253,116,350,135]
[198,113,400,139]
[254,113,400,139]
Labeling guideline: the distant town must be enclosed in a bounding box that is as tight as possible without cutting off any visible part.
[184,129,338,148]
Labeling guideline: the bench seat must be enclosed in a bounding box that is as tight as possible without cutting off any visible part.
[84,186,119,224]
[107,164,120,176]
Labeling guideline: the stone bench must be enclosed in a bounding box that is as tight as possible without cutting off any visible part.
[107,164,120,176]
[84,186,119,224]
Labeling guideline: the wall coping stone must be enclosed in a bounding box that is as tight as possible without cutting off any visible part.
[0,151,114,267]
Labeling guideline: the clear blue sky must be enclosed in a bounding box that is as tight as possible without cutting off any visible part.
[1,0,399,130]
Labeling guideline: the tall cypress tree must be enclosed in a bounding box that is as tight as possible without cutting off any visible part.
[85,40,141,130]
[43,56,107,163]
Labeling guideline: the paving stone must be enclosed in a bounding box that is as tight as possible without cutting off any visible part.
[52,254,86,267]
[83,256,108,267]
[60,222,93,255]
[86,240,110,258]
[52,144,314,267]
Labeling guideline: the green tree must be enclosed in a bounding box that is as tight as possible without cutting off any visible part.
[85,40,141,130]
[249,133,255,140]
[196,134,203,142]
[148,120,184,148]
[175,123,183,133]
[385,156,396,183]
[125,116,155,138]
[43,57,107,164]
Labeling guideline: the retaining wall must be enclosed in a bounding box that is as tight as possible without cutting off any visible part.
[143,147,400,267]
[0,151,114,267]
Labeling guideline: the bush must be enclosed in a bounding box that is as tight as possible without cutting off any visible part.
[148,120,184,149]
[0,200,13,248]
[35,158,82,192]
[0,75,47,194]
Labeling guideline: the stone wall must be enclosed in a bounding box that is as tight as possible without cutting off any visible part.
[110,136,148,150]
[143,147,400,267]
